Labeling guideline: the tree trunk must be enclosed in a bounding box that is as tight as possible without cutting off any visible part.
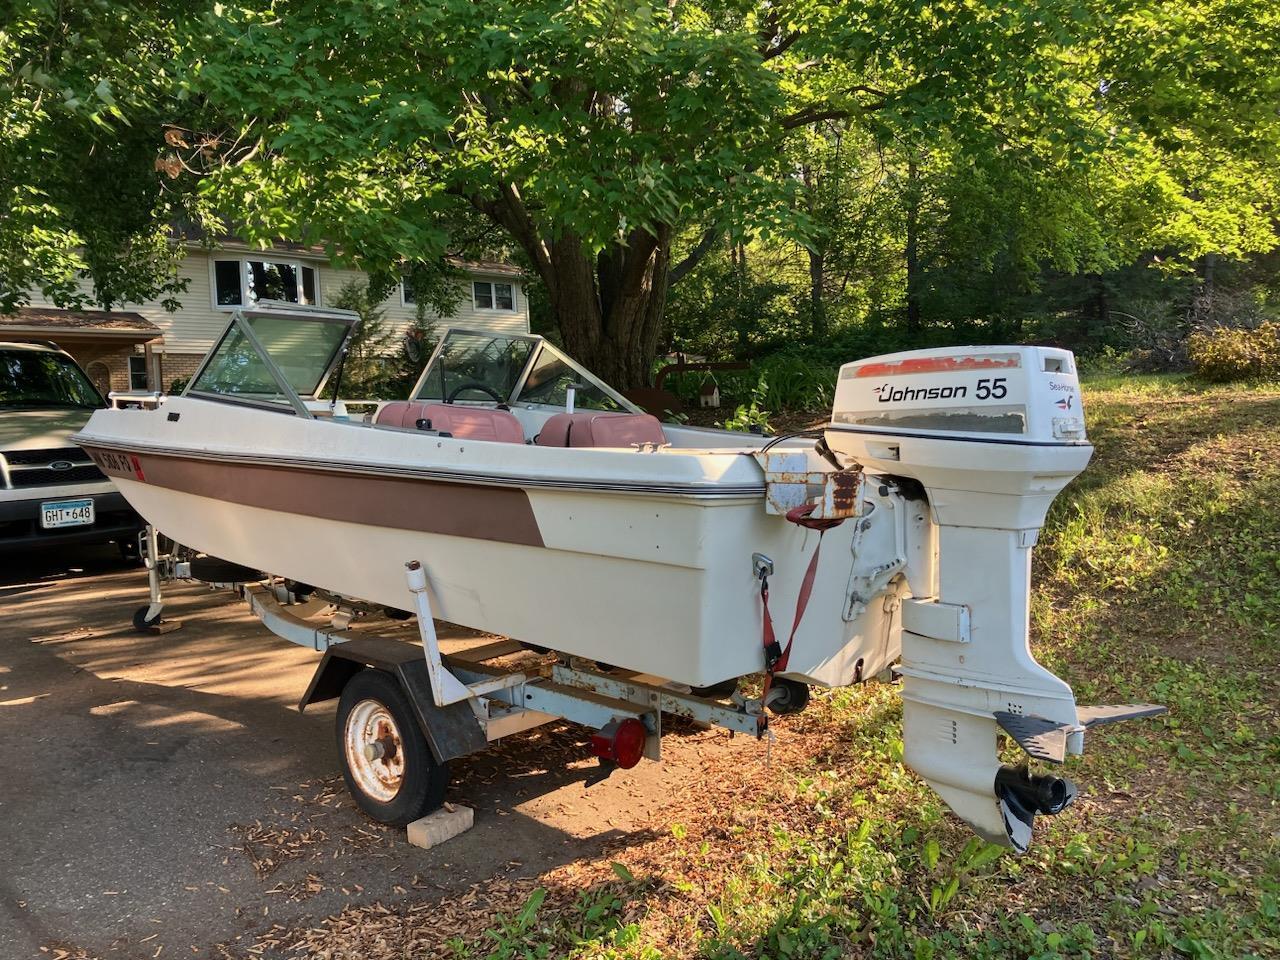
[1095,278,1109,337]
[473,188,694,391]
[800,162,827,340]
[734,241,750,352]
[809,247,826,339]
[545,229,671,390]
[904,159,921,335]
[1200,252,1217,326]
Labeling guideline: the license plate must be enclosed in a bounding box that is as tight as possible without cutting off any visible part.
[40,498,95,529]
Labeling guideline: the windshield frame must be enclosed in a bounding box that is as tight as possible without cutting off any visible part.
[0,347,106,410]
[183,301,359,417]
[410,328,640,413]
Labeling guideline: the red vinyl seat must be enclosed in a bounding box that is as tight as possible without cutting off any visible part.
[534,412,667,448]
[374,402,525,443]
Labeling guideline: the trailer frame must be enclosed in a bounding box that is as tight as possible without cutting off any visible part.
[132,527,781,823]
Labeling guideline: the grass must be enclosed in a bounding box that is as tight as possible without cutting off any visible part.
[282,376,1280,960]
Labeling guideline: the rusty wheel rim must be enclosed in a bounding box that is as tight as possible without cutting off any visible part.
[344,698,405,803]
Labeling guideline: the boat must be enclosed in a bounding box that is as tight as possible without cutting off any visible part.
[74,302,1163,849]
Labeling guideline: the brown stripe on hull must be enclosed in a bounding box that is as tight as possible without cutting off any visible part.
[83,447,545,547]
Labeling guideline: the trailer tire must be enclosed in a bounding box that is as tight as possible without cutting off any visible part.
[132,605,162,632]
[690,678,739,699]
[767,677,811,715]
[189,556,264,583]
[336,669,448,826]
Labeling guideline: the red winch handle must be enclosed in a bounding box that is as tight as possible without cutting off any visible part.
[760,504,845,706]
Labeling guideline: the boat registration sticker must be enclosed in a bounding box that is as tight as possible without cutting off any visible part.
[40,498,95,529]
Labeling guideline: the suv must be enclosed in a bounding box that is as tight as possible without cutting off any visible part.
[0,341,142,556]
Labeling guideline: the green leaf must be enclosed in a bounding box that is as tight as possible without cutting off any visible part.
[923,838,940,870]
[515,887,546,929]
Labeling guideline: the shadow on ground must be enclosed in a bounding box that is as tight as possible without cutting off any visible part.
[0,546,733,959]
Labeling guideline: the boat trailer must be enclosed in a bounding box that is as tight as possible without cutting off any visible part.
[132,527,796,827]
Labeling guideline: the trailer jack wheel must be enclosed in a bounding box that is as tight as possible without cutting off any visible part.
[336,668,448,826]
[767,677,811,715]
[132,605,163,632]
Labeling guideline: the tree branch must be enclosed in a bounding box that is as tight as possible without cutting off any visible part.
[780,108,851,130]
[619,229,660,293]
[780,86,894,129]
[467,184,554,283]
[761,31,802,61]
[667,227,721,289]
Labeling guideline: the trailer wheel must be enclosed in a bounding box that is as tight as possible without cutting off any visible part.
[132,605,162,632]
[767,677,811,715]
[336,669,447,826]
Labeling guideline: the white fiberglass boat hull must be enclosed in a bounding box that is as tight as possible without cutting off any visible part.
[80,396,910,689]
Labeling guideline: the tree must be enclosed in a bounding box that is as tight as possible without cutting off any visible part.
[0,1,208,312]
[186,0,1280,384]
[328,279,394,396]
[5,1,1278,387]
[183,2,813,387]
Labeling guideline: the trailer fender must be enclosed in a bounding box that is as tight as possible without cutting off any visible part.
[299,636,487,763]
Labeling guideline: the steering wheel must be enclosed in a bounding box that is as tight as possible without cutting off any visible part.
[444,381,506,404]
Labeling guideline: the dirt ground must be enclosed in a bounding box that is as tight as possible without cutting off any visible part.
[0,546,750,959]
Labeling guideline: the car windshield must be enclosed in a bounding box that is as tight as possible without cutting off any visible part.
[0,349,105,409]
[414,329,637,412]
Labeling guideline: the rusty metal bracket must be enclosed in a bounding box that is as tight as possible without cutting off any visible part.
[753,448,864,520]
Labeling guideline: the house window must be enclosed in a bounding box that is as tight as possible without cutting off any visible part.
[128,355,149,390]
[212,258,319,309]
[473,280,514,311]
[214,260,243,305]
[402,275,417,306]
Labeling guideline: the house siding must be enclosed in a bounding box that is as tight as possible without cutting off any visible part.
[25,247,529,357]
[323,265,529,340]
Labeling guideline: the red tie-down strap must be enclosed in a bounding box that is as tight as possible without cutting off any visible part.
[760,504,845,704]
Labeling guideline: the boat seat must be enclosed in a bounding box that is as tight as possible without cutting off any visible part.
[535,412,667,448]
[374,402,525,443]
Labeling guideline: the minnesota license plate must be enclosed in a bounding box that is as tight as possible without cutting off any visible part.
[40,498,95,529]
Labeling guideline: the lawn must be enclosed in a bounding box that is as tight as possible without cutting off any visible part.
[278,376,1280,960]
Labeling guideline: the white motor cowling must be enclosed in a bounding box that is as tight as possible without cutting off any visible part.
[825,345,1162,850]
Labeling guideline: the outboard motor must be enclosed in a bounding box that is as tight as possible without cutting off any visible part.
[825,345,1164,850]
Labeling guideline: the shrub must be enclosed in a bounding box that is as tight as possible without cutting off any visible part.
[1187,322,1280,382]
[719,376,773,432]
[709,355,839,412]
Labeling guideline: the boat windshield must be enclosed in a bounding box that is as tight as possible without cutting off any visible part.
[414,331,536,404]
[414,329,638,412]
[187,305,355,412]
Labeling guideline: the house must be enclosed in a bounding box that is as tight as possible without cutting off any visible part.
[4,240,528,393]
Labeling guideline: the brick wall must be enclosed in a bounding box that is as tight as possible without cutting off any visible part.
[156,352,204,392]
[63,344,136,393]
[59,343,204,395]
